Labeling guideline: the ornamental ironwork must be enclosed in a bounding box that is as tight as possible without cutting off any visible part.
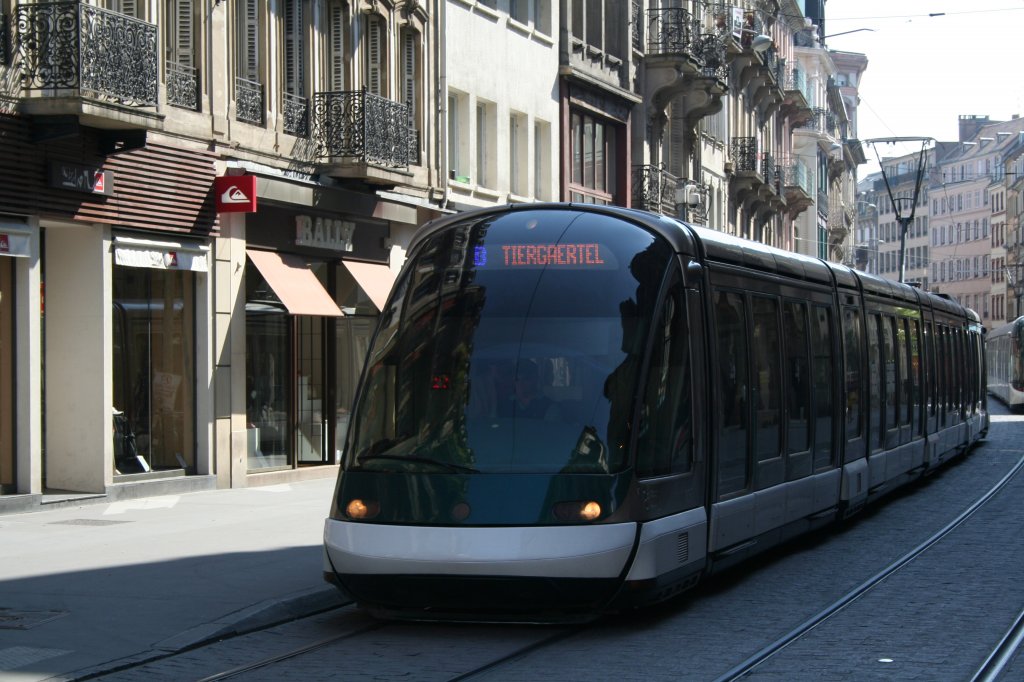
[647,7,698,56]
[761,152,777,187]
[632,164,679,216]
[16,1,157,106]
[782,158,812,196]
[312,89,410,168]
[235,76,263,125]
[284,92,309,137]
[694,33,728,81]
[166,61,198,111]
[730,137,758,173]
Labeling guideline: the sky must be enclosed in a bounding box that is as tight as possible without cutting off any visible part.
[823,0,1024,176]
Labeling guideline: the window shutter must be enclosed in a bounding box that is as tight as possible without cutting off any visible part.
[285,0,303,94]
[402,31,416,108]
[329,1,346,90]
[243,0,259,81]
[120,0,138,17]
[366,16,383,96]
[171,0,194,67]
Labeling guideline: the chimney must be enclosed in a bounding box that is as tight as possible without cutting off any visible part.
[958,114,990,142]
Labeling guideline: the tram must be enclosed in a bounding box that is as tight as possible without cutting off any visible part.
[323,204,988,621]
[986,316,1024,409]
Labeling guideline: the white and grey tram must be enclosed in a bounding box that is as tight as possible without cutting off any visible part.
[986,316,1024,408]
[323,204,988,621]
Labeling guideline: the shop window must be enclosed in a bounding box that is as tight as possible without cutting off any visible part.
[112,265,196,475]
[245,261,291,470]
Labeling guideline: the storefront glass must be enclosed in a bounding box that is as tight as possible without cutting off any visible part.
[0,257,12,492]
[112,264,196,475]
[333,264,378,459]
[245,260,292,470]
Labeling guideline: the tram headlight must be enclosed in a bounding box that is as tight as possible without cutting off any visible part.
[553,500,602,522]
[345,498,380,520]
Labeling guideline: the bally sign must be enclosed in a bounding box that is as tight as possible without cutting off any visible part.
[295,215,355,252]
[214,175,257,213]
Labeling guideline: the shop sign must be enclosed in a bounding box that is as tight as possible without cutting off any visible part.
[295,215,355,252]
[48,162,114,196]
[215,175,257,213]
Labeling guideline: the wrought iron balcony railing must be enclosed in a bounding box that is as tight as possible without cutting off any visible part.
[796,107,840,138]
[782,159,813,196]
[694,32,728,81]
[632,164,680,216]
[785,68,811,103]
[312,89,411,168]
[647,7,699,57]
[2,12,8,66]
[16,1,157,107]
[761,152,777,188]
[283,92,309,138]
[235,76,264,125]
[730,137,759,173]
[166,61,198,111]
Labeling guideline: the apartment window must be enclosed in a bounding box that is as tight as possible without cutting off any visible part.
[284,0,304,96]
[569,110,618,205]
[448,91,469,181]
[571,0,622,58]
[238,0,260,81]
[166,0,195,67]
[401,29,420,164]
[328,1,347,90]
[476,100,496,188]
[509,112,528,196]
[364,14,385,96]
[534,120,551,200]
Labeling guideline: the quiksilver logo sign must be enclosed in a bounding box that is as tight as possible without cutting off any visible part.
[221,185,251,203]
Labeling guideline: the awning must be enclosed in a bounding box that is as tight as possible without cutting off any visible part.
[246,249,343,317]
[114,235,209,272]
[342,260,396,312]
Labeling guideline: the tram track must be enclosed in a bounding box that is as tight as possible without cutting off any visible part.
[713,451,1024,682]
[84,447,1023,682]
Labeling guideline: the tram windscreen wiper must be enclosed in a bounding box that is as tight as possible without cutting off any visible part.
[356,453,480,474]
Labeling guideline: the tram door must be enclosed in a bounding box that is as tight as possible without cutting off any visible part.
[633,264,705,518]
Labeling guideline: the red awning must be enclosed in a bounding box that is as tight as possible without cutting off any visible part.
[246,250,343,317]
[342,260,397,312]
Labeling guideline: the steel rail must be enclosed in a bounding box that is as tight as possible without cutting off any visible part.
[713,452,1024,682]
[970,607,1024,682]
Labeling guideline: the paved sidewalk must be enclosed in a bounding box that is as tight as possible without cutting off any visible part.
[0,478,348,681]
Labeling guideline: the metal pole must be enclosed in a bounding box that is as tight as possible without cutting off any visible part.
[898,216,911,284]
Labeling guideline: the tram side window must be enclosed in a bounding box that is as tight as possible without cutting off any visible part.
[867,314,882,450]
[910,319,923,436]
[925,321,936,420]
[810,305,833,470]
[636,281,692,478]
[783,301,810,460]
[882,316,897,433]
[751,296,782,464]
[897,317,910,430]
[715,290,749,497]
[842,308,862,441]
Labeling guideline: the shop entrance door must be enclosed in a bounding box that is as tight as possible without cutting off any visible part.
[296,314,327,463]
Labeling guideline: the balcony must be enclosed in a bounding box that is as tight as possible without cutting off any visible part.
[312,89,412,185]
[780,70,811,127]
[166,62,198,111]
[643,7,727,121]
[729,136,778,214]
[780,157,813,218]
[283,92,309,138]
[15,1,160,131]
[632,164,680,217]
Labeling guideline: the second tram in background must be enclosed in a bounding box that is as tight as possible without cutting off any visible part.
[323,204,988,622]
[986,316,1024,409]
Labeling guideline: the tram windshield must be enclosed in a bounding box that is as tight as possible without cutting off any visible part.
[346,209,673,475]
